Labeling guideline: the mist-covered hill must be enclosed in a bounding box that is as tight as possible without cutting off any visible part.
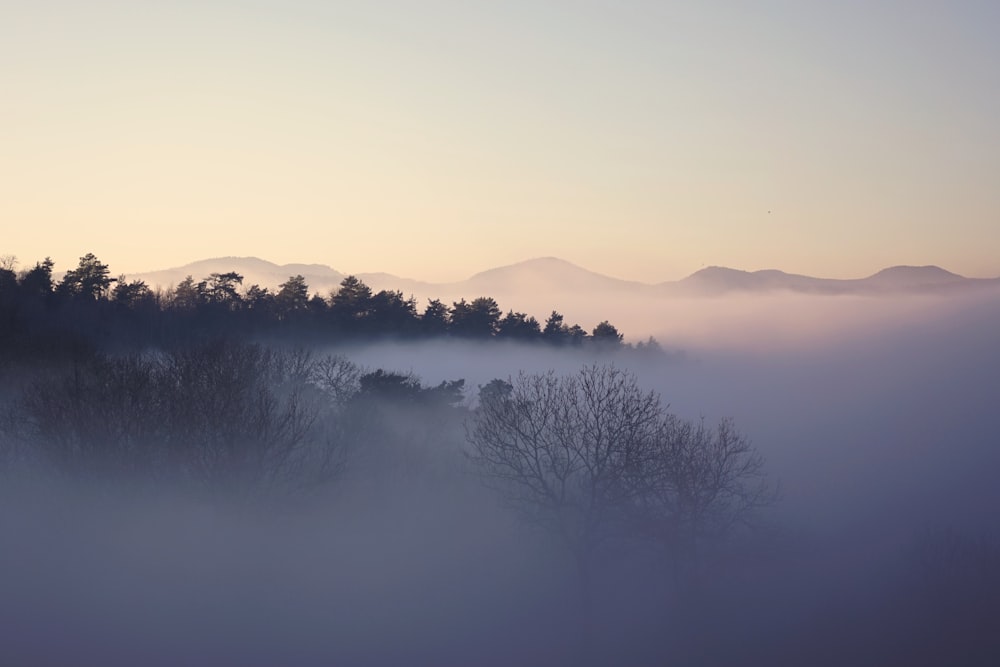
[127,257,999,300]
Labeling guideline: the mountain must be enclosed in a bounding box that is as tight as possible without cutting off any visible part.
[130,257,347,295]
[861,265,968,290]
[127,257,999,300]
[671,267,837,295]
[667,264,998,296]
[126,256,652,301]
[126,257,436,297]
[459,257,652,295]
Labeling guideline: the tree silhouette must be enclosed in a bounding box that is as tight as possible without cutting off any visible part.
[450,297,501,337]
[111,277,155,309]
[631,415,777,562]
[197,272,244,308]
[16,341,344,493]
[275,275,310,319]
[330,276,372,329]
[243,284,275,316]
[168,276,201,311]
[497,310,542,340]
[19,257,55,298]
[368,290,418,334]
[566,323,588,345]
[420,298,450,336]
[468,366,662,636]
[468,365,776,641]
[542,310,568,342]
[58,253,115,300]
[591,320,623,346]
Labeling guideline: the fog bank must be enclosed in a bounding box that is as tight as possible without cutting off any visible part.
[1,289,998,664]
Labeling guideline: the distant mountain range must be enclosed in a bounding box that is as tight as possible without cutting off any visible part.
[671,264,996,295]
[127,257,1000,299]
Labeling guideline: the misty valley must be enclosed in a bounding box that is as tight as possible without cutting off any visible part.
[1,254,999,665]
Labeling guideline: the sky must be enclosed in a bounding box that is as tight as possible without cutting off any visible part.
[3,0,999,282]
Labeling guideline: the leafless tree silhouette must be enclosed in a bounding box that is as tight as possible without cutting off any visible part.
[14,342,349,495]
[632,415,777,560]
[468,365,777,640]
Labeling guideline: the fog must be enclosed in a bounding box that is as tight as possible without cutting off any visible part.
[472,283,1000,351]
[2,288,998,665]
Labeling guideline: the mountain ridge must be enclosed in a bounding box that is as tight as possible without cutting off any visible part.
[124,257,1000,298]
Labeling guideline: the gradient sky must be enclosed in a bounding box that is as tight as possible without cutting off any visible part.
[3,0,998,282]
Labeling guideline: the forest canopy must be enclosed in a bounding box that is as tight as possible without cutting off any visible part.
[0,253,660,363]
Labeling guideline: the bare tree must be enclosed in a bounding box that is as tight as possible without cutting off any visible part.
[157,341,324,493]
[309,353,363,404]
[632,415,778,563]
[467,365,777,638]
[14,342,348,496]
[468,366,662,632]
[18,354,165,476]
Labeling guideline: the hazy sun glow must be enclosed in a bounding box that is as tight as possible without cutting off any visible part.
[3,1,998,281]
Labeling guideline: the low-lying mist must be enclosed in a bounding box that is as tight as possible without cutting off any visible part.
[481,283,1000,351]
[1,288,998,665]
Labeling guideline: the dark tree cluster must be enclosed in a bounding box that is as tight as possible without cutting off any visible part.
[6,341,347,494]
[0,253,660,365]
[0,338,478,498]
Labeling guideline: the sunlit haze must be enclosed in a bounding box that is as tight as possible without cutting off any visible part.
[4,7,1000,661]
[3,1,999,281]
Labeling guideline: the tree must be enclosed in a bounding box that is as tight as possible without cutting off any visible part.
[309,354,362,404]
[17,353,164,474]
[243,284,274,315]
[275,275,309,319]
[330,276,372,327]
[591,320,623,346]
[468,366,662,634]
[168,276,201,311]
[58,253,115,300]
[367,290,418,334]
[18,258,55,298]
[336,368,466,483]
[634,336,663,356]
[467,365,775,637]
[16,341,344,493]
[308,293,329,317]
[450,297,501,337]
[357,369,425,402]
[0,262,17,313]
[566,323,588,345]
[497,310,541,340]
[111,277,154,309]
[356,369,464,407]
[420,298,450,336]
[0,255,17,302]
[631,415,776,561]
[160,341,320,489]
[542,310,568,342]
[197,272,244,307]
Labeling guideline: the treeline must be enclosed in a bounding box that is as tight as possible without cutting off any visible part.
[0,253,661,362]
